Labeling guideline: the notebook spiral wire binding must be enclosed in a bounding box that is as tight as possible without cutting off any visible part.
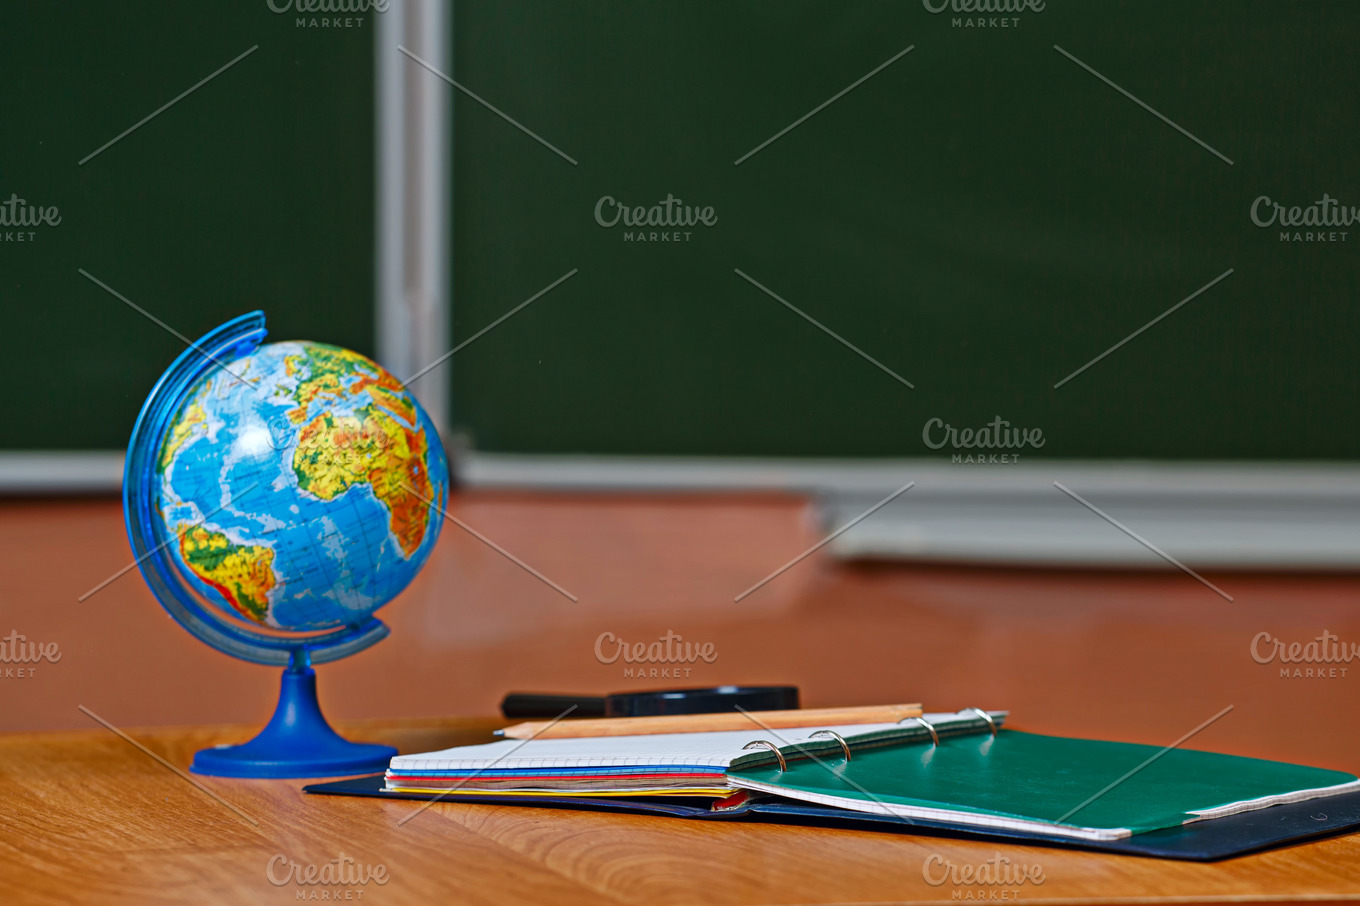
[747,709,996,773]
[809,729,852,762]
[742,740,787,772]
[899,715,940,747]
[964,707,998,737]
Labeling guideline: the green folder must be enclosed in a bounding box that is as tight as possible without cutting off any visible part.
[728,727,1359,841]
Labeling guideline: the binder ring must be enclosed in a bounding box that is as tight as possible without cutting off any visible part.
[810,729,852,762]
[899,716,939,747]
[965,708,998,737]
[742,740,787,772]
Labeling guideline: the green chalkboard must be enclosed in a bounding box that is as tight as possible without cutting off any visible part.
[448,1,1360,459]
[2,1,374,451]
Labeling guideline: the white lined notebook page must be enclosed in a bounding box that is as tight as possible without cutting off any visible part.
[388,712,994,773]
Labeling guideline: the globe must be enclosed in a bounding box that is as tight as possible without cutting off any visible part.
[156,338,447,632]
[124,311,448,778]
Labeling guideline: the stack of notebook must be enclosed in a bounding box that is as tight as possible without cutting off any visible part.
[308,708,1360,860]
[382,715,975,800]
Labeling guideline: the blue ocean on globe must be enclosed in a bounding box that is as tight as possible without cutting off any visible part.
[153,340,448,632]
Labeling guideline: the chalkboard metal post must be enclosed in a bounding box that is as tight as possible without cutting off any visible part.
[376,0,452,436]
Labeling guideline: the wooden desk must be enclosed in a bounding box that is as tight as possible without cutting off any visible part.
[3,717,1358,905]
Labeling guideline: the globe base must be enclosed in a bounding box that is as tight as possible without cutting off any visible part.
[191,664,396,779]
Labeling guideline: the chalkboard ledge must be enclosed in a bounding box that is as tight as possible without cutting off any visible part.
[0,451,125,496]
[463,454,1360,571]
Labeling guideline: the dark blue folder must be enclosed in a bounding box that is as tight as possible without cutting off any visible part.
[303,774,1360,861]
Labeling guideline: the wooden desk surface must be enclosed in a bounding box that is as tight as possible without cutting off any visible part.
[3,717,1358,905]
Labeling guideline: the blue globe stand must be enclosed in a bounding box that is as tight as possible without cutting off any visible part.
[191,650,396,778]
[123,312,443,780]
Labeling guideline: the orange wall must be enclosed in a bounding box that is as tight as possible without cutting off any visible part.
[3,492,1358,773]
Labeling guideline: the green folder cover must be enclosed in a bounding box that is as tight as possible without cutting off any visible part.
[727,729,1360,842]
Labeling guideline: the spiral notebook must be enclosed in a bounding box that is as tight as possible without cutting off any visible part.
[308,709,1360,858]
[382,713,991,797]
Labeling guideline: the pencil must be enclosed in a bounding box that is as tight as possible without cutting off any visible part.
[497,703,923,739]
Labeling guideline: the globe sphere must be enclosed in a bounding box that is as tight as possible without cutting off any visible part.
[153,340,448,632]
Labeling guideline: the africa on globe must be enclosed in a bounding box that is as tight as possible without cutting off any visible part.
[155,340,449,633]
